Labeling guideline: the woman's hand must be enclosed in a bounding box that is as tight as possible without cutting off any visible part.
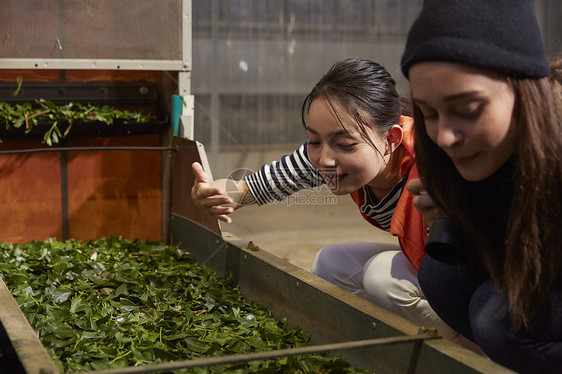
[191,162,236,223]
[406,178,439,227]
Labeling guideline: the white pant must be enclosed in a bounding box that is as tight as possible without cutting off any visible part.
[311,242,482,353]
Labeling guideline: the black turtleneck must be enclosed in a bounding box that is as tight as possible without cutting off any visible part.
[462,156,517,264]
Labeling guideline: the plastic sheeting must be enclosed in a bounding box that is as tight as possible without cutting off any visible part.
[191,0,561,156]
[192,0,423,153]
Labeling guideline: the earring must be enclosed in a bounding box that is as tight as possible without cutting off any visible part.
[382,143,391,165]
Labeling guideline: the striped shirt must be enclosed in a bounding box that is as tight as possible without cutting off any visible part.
[244,142,404,233]
[359,178,405,231]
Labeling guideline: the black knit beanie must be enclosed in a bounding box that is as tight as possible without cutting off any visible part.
[401,0,550,79]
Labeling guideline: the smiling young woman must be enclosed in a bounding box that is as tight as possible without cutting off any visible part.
[410,62,518,182]
[304,89,403,198]
[191,57,481,352]
[401,0,562,372]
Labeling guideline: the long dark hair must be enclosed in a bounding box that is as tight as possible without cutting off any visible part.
[413,56,562,329]
[301,57,411,170]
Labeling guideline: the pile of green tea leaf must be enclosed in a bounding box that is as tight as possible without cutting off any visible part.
[0,100,150,145]
[0,238,370,373]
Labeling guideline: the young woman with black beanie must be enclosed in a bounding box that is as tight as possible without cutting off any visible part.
[401,0,562,372]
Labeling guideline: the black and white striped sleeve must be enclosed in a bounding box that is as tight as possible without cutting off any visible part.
[244,142,325,205]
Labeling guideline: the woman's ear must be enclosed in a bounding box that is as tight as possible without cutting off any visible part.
[387,124,404,153]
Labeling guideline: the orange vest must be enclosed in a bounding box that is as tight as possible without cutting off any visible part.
[349,116,426,269]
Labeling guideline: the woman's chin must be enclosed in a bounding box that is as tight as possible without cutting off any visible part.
[328,185,355,195]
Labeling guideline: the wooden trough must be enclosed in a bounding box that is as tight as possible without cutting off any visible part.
[0,137,515,374]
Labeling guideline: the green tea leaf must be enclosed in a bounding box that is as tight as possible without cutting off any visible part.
[0,238,371,373]
[0,100,151,144]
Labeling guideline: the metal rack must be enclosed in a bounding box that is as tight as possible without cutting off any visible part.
[0,0,193,136]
